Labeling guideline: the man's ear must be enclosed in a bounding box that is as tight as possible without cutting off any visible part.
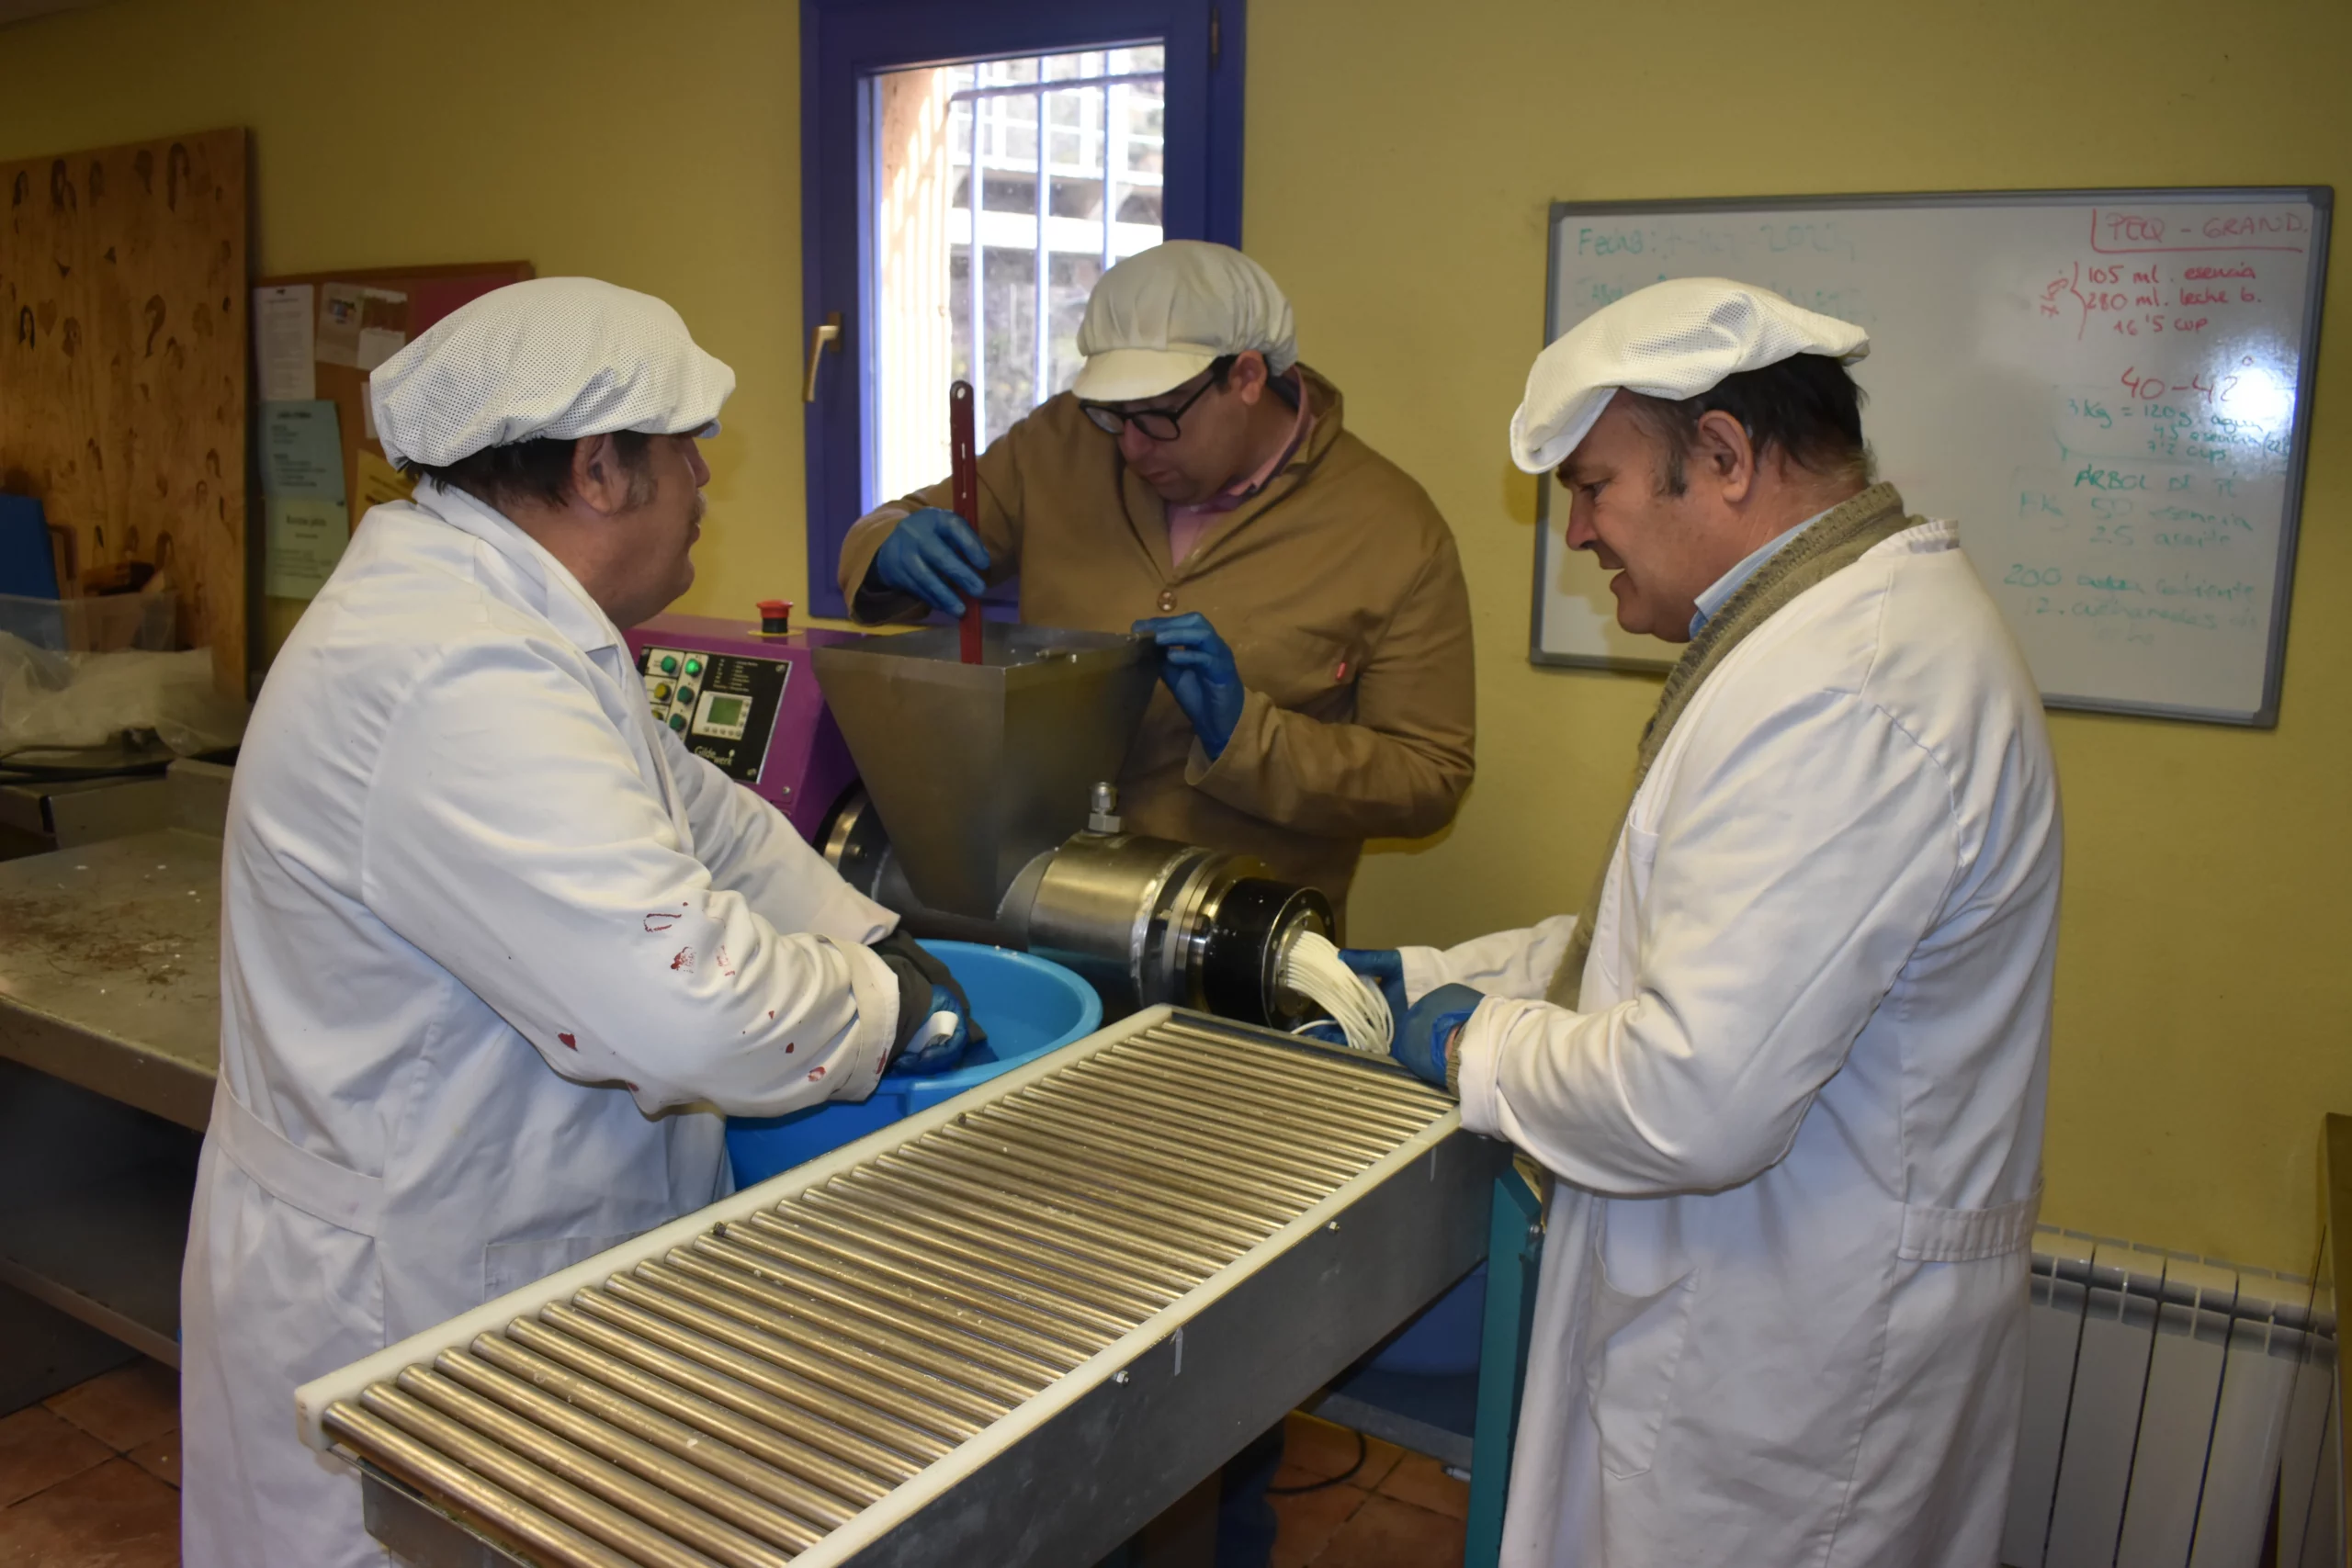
[569,433,633,515]
[1690,409,1758,503]
[1229,350,1269,406]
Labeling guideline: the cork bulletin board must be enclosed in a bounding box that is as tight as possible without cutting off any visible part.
[251,260,534,664]
[0,127,248,697]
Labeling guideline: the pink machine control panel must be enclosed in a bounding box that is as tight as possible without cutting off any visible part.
[624,612,861,846]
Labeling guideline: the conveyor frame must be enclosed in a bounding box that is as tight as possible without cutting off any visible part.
[302,1007,1519,1567]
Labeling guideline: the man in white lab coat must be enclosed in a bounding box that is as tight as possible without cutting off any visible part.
[181,278,977,1568]
[1349,278,2061,1566]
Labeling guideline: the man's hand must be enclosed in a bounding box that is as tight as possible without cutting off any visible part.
[870,508,990,616]
[1339,948,1408,1021]
[1132,613,1245,759]
[889,985,977,1076]
[872,931,986,1077]
[1394,982,1482,1090]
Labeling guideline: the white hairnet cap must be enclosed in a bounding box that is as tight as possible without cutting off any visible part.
[1510,276,1868,474]
[370,277,735,469]
[1071,241,1297,401]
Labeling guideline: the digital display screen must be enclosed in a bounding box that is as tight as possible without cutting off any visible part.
[705,695,746,728]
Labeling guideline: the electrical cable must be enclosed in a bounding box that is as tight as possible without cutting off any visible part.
[1266,1430,1369,1495]
[1280,931,1392,1056]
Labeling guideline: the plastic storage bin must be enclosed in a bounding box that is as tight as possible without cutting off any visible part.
[1369,1264,1487,1376]
[725,940,1101,1185]
[0,592,175,653]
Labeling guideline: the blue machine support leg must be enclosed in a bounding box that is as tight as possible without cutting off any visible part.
[1464,1168,1545,1568]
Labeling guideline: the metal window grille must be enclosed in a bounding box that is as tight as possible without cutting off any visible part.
[944,50,1167,446]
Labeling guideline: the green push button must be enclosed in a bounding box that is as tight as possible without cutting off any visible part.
[669,713,687,732]
[678,686,695,705]
[659,655,679,674]
[684,658,703,676]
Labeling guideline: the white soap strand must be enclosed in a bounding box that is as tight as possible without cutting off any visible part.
[1281,931,1393,1056]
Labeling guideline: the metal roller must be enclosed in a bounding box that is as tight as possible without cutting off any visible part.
[430,1349,829,1554]
[494,1320,890,1510]
[670,1241,1057,1396]
[394,1366,793,1568]
[359,1383,729,1568]
[301,1009,1509,1568]
[711,1216,1099,1366]
[538,1303,929,1483]
[326,1399,645,1568]
[465,1334,866,1529]
[741,1205,1142,1338]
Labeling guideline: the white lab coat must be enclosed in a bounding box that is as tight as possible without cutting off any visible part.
[1403,520,2060,1567]
[181,482,906,1568]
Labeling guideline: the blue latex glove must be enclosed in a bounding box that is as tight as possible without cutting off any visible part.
[886,984,979,1077]
[1131,613,1245,759]
[1295,1020,1350,1048]
[1394,982,1483,1089]
[872,507,989,617]
[1339,948,1408,1023]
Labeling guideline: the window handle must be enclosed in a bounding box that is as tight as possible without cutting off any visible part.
[803,311,842,403]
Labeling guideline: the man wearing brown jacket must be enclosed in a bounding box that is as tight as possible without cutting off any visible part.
[837,241,1474,921]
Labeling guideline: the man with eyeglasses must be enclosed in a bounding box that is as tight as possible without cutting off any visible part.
[837,241,1475,923]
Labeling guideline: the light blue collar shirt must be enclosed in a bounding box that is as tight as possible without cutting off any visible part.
[1688,509,1833,637]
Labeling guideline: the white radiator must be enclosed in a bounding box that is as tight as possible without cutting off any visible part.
[2003,1226,2341,1568]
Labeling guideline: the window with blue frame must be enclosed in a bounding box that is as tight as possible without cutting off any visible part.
[799,0,1245,619]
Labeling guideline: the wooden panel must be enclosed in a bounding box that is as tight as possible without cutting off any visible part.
[0,128,247,697]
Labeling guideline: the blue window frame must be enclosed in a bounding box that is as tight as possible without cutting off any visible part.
[800,0,1247,619]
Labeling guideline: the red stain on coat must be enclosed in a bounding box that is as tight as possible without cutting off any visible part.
[807,1065,826,1081]
[717,945,735,977]
[644,912,680,932]
[785,1042,795,1054]
[670,947,695,972]
[558,1032,577,1049]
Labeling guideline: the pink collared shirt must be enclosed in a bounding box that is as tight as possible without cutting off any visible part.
[1166,371,1315,566]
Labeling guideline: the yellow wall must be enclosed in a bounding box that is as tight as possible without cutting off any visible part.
[0,0,813,622]
[5,0,2347,1273]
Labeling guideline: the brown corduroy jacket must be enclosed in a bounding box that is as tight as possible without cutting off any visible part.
[836,367,1475,918]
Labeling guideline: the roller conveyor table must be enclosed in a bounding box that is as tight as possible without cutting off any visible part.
[300,1007,1515,1568]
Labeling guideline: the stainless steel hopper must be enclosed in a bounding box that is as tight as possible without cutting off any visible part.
[809,626,1157,921]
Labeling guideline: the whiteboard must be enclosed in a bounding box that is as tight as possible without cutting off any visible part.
[1532,189,2332,725]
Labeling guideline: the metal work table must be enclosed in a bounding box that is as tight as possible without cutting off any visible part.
[0,761,228,1129]
[0,760,226,1373]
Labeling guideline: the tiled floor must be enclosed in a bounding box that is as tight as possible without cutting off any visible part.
[0,1358,180,1567]
[0,1368,1457,1568]
[1270,1413,1469,1568]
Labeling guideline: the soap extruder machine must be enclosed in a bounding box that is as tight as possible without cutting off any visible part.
[293,609,1544,1567]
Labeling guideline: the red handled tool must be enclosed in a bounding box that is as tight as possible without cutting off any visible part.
[950,380,983,664]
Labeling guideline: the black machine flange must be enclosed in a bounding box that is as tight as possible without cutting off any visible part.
[1198,877,1335,1028]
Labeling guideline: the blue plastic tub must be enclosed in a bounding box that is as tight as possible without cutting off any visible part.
[725,940,1101,1186]
[1370,1264,1488,1376]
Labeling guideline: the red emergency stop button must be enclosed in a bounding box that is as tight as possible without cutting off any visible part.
[757,599,793,636]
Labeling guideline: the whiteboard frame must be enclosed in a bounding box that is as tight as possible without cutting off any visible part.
[1528,186,2334,727]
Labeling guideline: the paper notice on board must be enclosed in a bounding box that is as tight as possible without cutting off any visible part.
[317,283,365,367]
[262,400,345,501]
[355,288,408,371]
[266,497,350,599]
[254,285,316,400]
[356,448,414,513]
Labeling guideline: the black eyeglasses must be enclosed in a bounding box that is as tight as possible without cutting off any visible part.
[1080,369,1223,442]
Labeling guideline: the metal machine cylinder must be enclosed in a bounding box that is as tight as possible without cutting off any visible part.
[821,789,1331,1029]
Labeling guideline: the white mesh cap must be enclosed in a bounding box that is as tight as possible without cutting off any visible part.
[1510,277,1868,474]
[1071,241,1297,401]
[370,277,735,469]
